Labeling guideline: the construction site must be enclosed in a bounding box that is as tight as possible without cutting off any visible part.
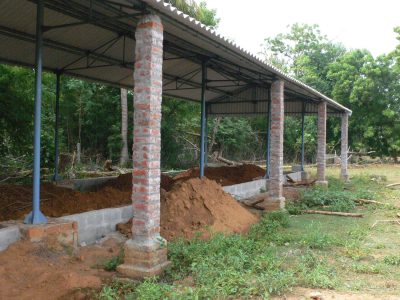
[3,0,400,299]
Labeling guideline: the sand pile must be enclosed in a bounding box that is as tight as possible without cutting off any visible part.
[173,164,265,186]
[119,178,259,240]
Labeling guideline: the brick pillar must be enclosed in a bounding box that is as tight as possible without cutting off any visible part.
[117,14,169,279]
[268,80,285,208]
[316,101,328,186]
[340,112,349,181]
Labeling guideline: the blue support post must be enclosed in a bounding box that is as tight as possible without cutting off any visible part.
[204,103,208,166]
[199,61,207,178]
[53,72,61,182]
[301,102,306,171]
[25,0,47,224]
[266,88,272,178]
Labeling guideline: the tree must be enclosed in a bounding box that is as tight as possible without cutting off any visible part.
[261,23,346,95]
[120,88,129,166]
[165,0,219,28]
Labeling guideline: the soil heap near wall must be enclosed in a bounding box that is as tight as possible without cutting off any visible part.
[0,170,259,239]
[173,164,265,186]
[160,178,259,240]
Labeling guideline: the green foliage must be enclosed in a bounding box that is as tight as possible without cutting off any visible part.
[383,255,400,266]
[103,254,124,271]
[296,251,338,288]
[165,0,219,28]
[350,263,383,274]
[99,280,136,300]
[300,187,356,212]
[301,231,332,249]
[265,210,290,228]
[263,23,400,157]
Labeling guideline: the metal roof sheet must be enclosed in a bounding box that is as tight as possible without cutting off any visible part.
[0,0,351,116]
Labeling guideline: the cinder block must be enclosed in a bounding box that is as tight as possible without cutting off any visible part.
[85,211,104,225]
[104,208,122,224]
[0,226,21,251]
[121,206,134,220]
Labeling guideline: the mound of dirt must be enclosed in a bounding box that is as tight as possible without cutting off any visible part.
[0,237,123,300]
[0,173,177,222]
[0,183,132,222]
[100,173,175,192]
[0,166,262,239]
[173,164,265,186]
[118,178,259,240]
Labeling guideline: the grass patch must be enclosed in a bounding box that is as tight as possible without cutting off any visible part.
[350,262,383,274]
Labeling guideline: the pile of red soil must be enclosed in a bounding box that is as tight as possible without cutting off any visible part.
[0,166,262,238]
[0,183,131,222]
[119,178,259,240]
[173,164,265,186]
[101,173,175,192]
[0,173,177,222]
[0,238,122,299]
[161,178,258,239]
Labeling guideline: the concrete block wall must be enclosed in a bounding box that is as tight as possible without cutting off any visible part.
[0,225,20,251]
[223,179,267,200]
[72,176,116,192]
[61,205,133,245]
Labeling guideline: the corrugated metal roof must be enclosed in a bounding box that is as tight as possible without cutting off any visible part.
[0,0,351,116]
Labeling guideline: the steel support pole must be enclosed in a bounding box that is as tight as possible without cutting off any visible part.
[266,88,272,178]
[199,61,207,178]
[25,0,47,224]
[301,102,305,171]
[53,72,61,181]
[204,103,208,166]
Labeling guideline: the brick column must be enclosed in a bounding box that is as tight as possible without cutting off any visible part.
[340,112,349,181]
[268,80,285,208]
[316,101,328,186]
[117,14,169,279]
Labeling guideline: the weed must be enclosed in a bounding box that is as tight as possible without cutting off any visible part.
[343,243,370,261]
[301,187,356,212]
[99,279,135,300]
[383,255,400,266]
[350,263,382,274]
[296,251,338,289]
[265,210,290,228]
[103,253,123,271]
[133,278,173,300]
[301,232,332,249]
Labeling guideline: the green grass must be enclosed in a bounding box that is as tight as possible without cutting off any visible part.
[98,165,400,299]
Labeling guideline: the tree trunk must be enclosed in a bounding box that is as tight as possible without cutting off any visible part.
[208,116,221,153]
[120,88,129,166]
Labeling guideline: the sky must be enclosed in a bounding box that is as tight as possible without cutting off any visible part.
[201,0,400,57]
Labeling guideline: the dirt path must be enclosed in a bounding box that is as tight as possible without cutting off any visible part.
[273,287,400,299]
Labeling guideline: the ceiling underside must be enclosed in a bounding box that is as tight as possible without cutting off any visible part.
[0,0,351,116]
